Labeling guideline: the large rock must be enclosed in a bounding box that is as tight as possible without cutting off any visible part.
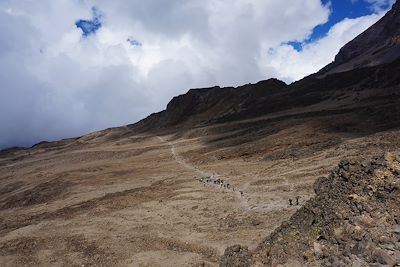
[220,245,253,267]
[220,153,400,266]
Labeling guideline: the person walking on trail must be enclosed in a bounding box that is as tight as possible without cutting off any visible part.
[239,191,243,197]
[289,199,293,206]
[296,196,300,205]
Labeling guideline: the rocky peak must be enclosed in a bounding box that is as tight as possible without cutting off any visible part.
[132,78,287,131]
[319,0,400,76]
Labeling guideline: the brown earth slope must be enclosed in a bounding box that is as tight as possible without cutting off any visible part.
[1,58,399,265]
[1,1,400,267]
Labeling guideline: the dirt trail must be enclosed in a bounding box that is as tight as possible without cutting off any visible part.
[157,136,211,177]
[157,135,253,211]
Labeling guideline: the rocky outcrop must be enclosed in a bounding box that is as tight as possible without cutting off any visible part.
[221,153,400,266]
[130,2,400,135]
[132,79,287,131]
[131,1,400,135]
[220,245,254,267]
[319,0,400,76]
[132,58,400,137]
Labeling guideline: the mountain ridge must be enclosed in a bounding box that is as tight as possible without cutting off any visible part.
[318,0,400,76]
[130,1,400,136]
[2,1,399,151]
[1,1,400,266]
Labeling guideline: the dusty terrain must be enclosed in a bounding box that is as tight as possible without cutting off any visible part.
[1,3,400,266]
[1,61,400,266]
[0,126,304,267]
[1,109,400,266]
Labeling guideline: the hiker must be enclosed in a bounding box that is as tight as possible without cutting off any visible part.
[296,196,300,205]
[227,183,230,189]
[289,199,293,206]
[240,191,243,197]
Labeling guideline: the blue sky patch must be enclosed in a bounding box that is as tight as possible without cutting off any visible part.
[287,41,303,52]
[75,7,102,37]
[288,0,394,51]
[127,37,142,47]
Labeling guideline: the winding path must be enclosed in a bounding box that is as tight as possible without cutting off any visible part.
[157,136,211,177]
[157,135,253,211]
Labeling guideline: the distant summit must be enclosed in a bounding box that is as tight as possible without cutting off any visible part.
[319,0,400,76]
[132,79,287,132]
[131,1,400,135]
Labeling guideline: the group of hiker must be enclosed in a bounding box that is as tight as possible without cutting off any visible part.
[199,176,244,197]
[199,176,301,207]
[289,196,301,206]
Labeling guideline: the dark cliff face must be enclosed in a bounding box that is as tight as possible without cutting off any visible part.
[131,1,400,135]
[165,79,287,124]
[132,59,400,134]
[319,0,400,76]
[131,79,288,132]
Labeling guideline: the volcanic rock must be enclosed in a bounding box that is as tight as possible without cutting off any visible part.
[220,153,400,266]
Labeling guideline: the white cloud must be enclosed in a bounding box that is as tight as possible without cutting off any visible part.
[260,12,384,82]
[0,0,388,148]
[364,0,395,12]
[350,0,395,12]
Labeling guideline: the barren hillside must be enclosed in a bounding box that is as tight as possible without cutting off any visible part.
[1,1,400,267]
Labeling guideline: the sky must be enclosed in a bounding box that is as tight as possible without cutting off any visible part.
[0,0,396,149]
